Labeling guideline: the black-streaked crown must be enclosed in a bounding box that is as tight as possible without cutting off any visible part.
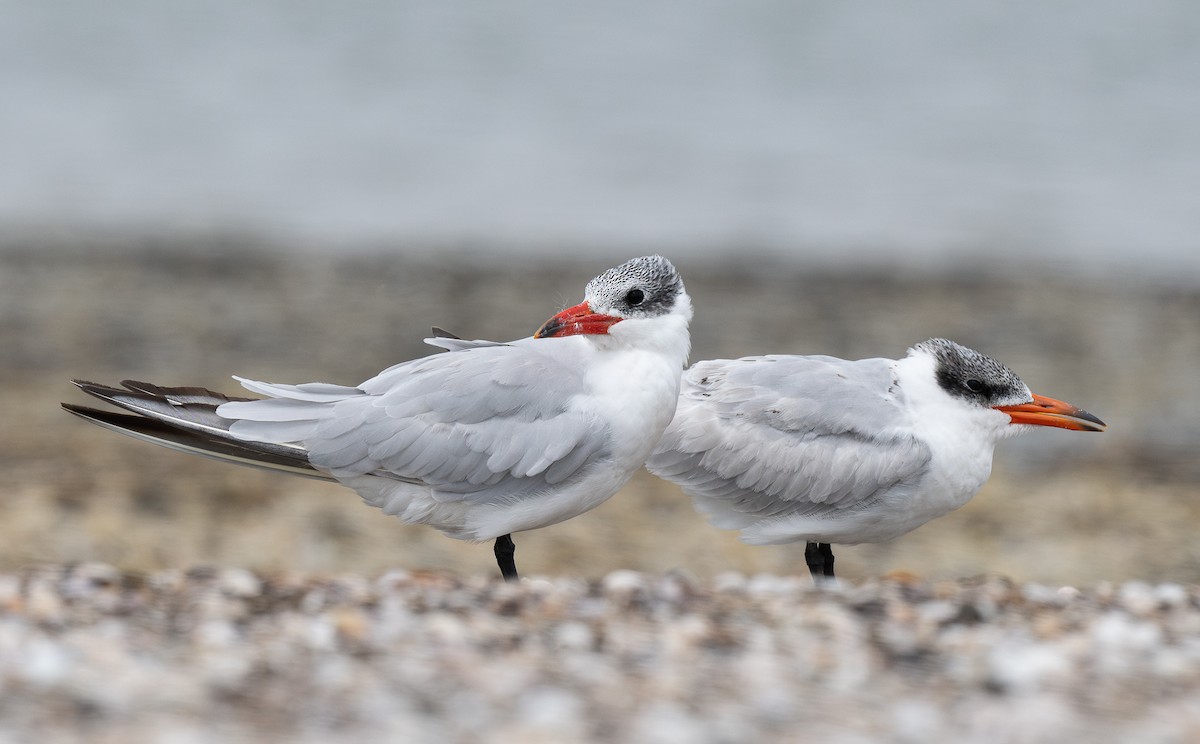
[915,338,1032,407]
[586,255,686,318]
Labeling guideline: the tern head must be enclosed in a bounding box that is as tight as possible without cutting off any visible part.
[915,338,1106,433]
[534,255,692,341]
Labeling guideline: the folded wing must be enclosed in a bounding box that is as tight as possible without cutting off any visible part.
[221,338,612,504]
[647,355,931,530]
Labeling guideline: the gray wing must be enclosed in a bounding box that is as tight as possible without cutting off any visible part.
[647,355,931,525]
[220,338,610,503]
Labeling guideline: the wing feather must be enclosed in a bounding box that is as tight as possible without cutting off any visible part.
[648,355,931,525]
[221,339,612,505]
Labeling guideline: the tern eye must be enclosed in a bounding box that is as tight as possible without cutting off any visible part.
[965,379,985,393]
[625,288,645,306]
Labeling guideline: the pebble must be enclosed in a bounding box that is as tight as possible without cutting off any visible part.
[0,564,1197,742]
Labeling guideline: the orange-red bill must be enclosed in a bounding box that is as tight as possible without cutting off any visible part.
[534,301,623,338]
[994,393,1106,432]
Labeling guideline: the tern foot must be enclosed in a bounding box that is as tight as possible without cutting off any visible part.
[494,534,519,583]
[805,542,836,584]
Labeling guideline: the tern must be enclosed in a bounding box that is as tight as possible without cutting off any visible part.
[646,338,1106,582]
[63,255,693,581]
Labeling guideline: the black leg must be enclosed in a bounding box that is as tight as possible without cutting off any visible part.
[494,534,519,582]
[804,541,837,584]
[804,541,824,580]
[818,542,836,580]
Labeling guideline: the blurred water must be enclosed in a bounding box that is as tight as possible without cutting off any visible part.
[3,1,1199,278]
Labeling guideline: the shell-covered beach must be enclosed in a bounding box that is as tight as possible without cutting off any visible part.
[3,565,1200,743]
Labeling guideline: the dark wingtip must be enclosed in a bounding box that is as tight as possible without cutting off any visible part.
[72,380,112,398]
[431,326,462,340]
[119,380,166,396]
[69,379,131,402]
[61,402,103,418]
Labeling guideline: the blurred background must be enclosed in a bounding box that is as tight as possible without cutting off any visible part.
[3,1,1198,585]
